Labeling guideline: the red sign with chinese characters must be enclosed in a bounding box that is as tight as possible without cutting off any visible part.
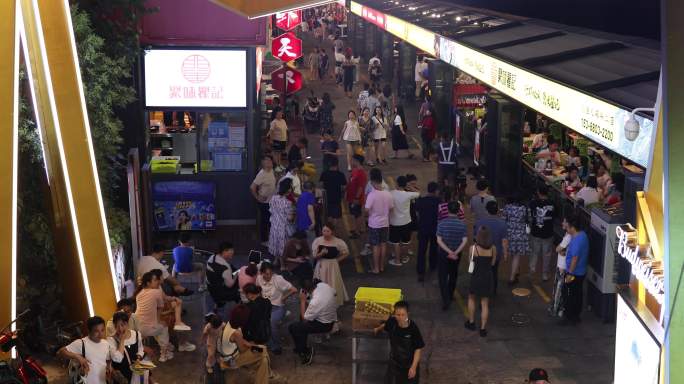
[271,67,303,95]
[271,32,302,62]
[275,10,302,31]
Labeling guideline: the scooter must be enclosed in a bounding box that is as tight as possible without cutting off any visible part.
[0,310,47,384]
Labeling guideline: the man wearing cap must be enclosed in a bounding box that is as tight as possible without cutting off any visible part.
[528,368,550,383]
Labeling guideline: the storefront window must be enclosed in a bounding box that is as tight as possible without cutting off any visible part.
[197,112,248,172]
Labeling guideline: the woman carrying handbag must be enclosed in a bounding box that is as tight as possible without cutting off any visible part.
[465,226,496,337]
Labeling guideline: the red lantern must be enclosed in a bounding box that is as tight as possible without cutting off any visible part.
[270,67,303,95]
[271,32,303,62]
[275,10,302,31]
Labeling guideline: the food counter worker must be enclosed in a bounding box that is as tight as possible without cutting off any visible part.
[535,139,561,166]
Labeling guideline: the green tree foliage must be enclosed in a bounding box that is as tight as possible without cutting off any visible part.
[70,5,135,247]
[17,4,146,316]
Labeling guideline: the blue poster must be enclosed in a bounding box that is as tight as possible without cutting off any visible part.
[152,181,216,231]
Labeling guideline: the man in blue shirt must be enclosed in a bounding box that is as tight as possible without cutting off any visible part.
[297,181,317,244]
[173,233,194,274]
[475,201,509,296]
[436,201,468,311]
[173,233,206,289]
[562,215,589,325]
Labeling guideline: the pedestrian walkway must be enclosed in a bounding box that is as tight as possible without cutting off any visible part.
[45,26,615,384]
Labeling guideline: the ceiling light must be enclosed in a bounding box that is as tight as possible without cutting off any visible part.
[456,16,462,21]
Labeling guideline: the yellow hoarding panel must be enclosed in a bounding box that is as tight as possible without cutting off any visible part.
[0,0,19,335]
[19,0,119,318]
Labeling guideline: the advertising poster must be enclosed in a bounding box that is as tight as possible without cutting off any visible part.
[152,181,216,231]
[614,295,660,384]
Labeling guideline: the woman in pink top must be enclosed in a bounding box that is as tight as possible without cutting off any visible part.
[238,264,258,302]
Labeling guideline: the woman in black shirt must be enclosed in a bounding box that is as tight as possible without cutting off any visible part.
[374,301,425,384]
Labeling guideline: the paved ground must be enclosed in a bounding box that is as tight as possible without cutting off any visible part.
[45,29,616,384]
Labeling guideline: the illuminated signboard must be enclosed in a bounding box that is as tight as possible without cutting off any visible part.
[349,1,654,167]
[144,49,247,108]
[614,294,660,384]
[615,225,664,304]
[437,36,654,167]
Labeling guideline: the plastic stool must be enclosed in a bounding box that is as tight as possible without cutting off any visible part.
[511,288,532,326]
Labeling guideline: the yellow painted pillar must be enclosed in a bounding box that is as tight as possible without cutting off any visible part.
[0,0,20,334]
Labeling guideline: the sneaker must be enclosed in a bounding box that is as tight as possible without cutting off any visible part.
[302,347,314,365]
[464,321,476,331]
[206,367,214,374]
[479,329,488,337]
[347,166,352,171]
[408,250,414,256]
[178,341,196,352]
[173,323,191,332]
[388,259,403,266]
[360,245,372,257]
[159,351,174,362]
[401,255,410,264]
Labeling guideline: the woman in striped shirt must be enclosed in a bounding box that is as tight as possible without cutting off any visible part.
[438,186,465,221]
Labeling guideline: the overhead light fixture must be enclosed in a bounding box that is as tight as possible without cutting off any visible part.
[624,107,655,141]
[456,16,462,21]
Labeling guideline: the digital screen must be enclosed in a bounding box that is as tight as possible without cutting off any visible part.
[144,49,247,108]
[614,294,660,384]
[152,181,216,231]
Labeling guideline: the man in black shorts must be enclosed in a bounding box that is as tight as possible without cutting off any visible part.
[388,176,420,267]
[319,157,347,228]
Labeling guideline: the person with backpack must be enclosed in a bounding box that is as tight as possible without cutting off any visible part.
[206,242,240,310]
[59,316,116,384]
[217,304,280,384]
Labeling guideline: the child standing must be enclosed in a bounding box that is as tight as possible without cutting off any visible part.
[202,313,224,374]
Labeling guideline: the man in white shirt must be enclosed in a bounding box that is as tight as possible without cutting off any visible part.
[535,139,561,166]
[251,156,276,245]
[389,176,420,267]
[59,316,115,384]
[280,163,303,196]
[288,279,337,365]
[206,242,240,308]
[138,244,192,296]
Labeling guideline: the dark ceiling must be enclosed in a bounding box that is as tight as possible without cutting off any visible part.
[446,0,661,41]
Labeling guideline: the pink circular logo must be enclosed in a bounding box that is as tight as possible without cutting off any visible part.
[181,55,211,83]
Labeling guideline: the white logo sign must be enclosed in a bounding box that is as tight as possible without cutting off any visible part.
[615,226,664,304]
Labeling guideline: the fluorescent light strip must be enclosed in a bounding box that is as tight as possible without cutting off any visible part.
[248,0,338,19]
[27,0,95,315]
[11,0,21,346]
[61,0,120,303]
[18,10,49,184]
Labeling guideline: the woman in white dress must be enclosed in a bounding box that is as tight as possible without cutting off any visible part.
[341,110,362,171]
[312,222,349,308]
[371,106,388,165]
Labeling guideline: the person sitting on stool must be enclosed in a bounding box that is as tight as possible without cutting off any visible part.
[288,279,337,365]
